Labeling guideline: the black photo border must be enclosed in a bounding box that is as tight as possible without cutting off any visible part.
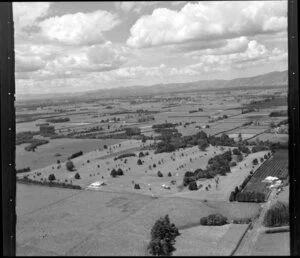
[1,0,299,256]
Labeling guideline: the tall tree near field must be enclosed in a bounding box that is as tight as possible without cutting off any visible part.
[148,215,180,256]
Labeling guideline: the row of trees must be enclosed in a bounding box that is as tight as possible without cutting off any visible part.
[263,201,289,227]
[17,175,81,190]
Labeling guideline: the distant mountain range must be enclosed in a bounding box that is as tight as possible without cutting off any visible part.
[17,70,288,101]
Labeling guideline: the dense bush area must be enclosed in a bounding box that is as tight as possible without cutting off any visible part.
[238,146,251,154]
[252,146,269,153]
[200,213,228,226]
[124,127,141,136]
[16,167,31,173]
[68,151,83,159]
[183,150,232,188]
[147,215,180,256]
[263,201,289,227]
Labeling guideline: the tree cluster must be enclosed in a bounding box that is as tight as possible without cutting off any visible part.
[263,201,289,227]
[147,215,180,256]
[200,213,228,226]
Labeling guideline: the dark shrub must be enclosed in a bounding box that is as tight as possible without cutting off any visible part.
[238,146,251,154]
[230,161,237,167]
[117,168,124,176]
[153,164,156,168]
[137,159,143,165]
[110,169,117,178]
[260,157,264,162]
[200,217,208,225]
[139,152,144,158]
[66,160,75,171]
[104,145,108,149]
[134,183,141,189]
[157,171,163,177]
[237,154,243,162]
[252,146,269,153]
[57,160,60,164]
[206,213,227,226]
[74,173,80,179]
[168,172,172,177]
[263,201,289,227]
[233,148,241,155]
[48,174,55,181]
[229,191,236,202]
[252,158,258,165]
[188,181,198,191]
[87,160,90,163]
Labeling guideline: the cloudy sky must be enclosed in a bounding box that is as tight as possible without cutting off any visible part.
[13,1,288,96]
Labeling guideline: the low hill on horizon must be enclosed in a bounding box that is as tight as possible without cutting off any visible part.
[17,70,288,101]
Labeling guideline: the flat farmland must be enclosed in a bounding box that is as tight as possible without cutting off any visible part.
[174,224,249,256]
[16,183,258,256]
[16,138,125,170]
[16,183,153,256]
[251,133,288,143]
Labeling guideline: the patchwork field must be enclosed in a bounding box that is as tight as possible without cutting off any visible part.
[15,87,289,256]
[16,138,125,170]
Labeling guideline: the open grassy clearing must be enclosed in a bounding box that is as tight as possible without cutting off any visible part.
[174,224,249,256]
[16,183,153,256]
[250,231,290,256]
[166,150,269,201]
[17,144,222,195]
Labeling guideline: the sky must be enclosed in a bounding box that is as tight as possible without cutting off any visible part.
[13,1,288,96]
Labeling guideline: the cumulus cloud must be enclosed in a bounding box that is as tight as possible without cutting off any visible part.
[15,42,131,82]
[127,1,287,48]
[115,2,161,14]
[13,2,51,39]
[39,10,120,45]
[15,56,46,73]
[188,40,287,72]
